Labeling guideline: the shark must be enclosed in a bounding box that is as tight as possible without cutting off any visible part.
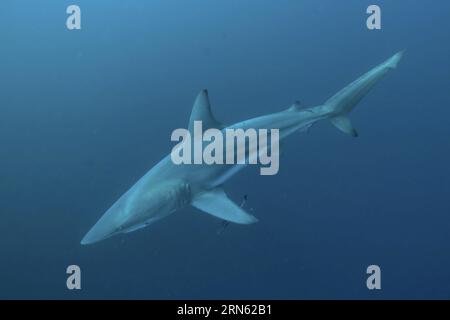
[81,51,403,245]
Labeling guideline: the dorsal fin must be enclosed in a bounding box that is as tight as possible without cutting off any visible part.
[188,90,222,133]
[288,100,302,111]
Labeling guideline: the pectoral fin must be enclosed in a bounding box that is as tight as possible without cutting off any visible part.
[192,188,258,224]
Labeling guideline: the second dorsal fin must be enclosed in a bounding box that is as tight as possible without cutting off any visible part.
[288,100,303,111]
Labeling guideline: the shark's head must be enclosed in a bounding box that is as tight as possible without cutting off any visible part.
[81,180,191,245]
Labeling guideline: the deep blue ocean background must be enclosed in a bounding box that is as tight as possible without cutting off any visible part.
[1,0,450,299]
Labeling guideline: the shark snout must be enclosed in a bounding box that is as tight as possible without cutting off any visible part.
[81,223,114,245]
[81,226,110,245]
[81,211,121,245]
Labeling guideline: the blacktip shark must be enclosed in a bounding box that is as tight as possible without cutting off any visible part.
[81,51,403,245]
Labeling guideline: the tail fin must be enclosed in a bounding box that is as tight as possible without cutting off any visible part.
[327,51,403,137]
[330,116,358,137]
[385,51,403,69]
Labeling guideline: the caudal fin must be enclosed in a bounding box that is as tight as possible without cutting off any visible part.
[385,51,404,69]
[327,51,403,137]
[330,116,358,137]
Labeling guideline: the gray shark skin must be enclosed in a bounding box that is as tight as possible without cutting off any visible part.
[81,52,403,245]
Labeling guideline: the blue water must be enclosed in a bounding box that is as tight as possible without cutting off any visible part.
[1,0,450,299]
